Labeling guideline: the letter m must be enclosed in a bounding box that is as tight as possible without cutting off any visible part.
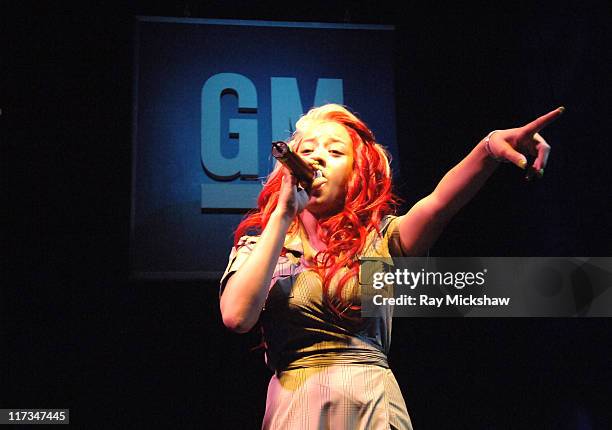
[270,78,343,142]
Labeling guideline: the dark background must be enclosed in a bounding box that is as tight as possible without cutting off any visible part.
[3,1,611,428]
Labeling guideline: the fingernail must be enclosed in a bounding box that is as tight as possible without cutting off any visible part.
[518,159,527,169]
[558,106,565,114]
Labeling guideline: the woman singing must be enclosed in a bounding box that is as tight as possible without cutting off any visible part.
[219,104,563,429]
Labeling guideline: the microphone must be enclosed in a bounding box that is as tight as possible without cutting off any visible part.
[271,141,322,192]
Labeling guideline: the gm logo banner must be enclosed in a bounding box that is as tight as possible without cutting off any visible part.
[131,16,398,279]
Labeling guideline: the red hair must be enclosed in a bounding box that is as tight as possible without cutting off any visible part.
[234,104,400,318]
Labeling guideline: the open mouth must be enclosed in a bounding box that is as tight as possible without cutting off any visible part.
[312,176,327,189]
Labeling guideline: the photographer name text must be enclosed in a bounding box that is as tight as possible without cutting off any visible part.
[372,294,510,307]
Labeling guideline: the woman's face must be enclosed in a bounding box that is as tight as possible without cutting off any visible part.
[295,121,355,217]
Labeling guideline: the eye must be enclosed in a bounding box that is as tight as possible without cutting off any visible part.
[300,149,313,155]
[330,149,345,156]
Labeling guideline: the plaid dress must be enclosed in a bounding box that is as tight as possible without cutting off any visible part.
[220,216,413,430]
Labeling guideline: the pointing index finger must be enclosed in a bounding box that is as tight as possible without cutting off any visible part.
[522,106,565,135]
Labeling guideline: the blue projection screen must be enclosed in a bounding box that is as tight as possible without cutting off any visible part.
[131,16,398,279]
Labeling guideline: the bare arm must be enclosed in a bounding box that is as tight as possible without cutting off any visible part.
[220,211,292,333]
[398,140,498,256]
[220,172,308,333]
[398,107,563,256]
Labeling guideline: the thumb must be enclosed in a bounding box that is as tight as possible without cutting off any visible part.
[280,171,298,197]
[500,146,528,170]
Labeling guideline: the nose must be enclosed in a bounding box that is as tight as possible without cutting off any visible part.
[308,146,326,167]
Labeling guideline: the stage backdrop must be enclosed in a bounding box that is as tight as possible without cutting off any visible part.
[131,16,398,279]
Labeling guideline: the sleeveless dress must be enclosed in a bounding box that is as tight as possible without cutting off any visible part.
[220,215,413,430]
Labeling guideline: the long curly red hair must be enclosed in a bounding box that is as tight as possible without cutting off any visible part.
[234,104,399,317]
